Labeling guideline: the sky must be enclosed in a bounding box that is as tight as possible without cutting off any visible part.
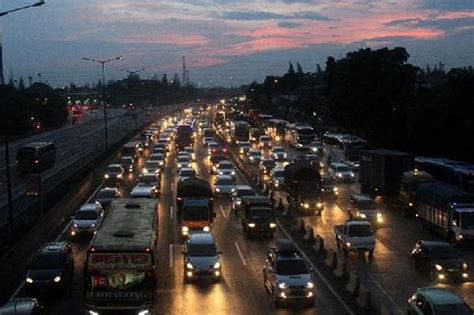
[1,0,474,87]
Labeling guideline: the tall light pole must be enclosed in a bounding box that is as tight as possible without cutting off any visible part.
[0,0,45,85]
[82,56,122,149]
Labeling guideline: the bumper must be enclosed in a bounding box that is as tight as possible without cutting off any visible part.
[276,289,314,301]
[185,269,221,279]
[70,228,96,237]
[434,270,469,281]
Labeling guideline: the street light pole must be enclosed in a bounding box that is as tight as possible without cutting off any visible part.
[82,55,122,149]
[0,1,45,85]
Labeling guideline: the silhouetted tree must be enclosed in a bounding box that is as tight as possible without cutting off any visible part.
[296,62,303,74]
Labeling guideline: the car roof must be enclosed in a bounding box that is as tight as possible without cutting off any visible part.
[180,168,195,172]
[219,160,232,165]
[234,184,253,191]
[331,163,348,167]
[188,232,215,245]
[418,288,466,305]
[100,187,118,192]
[217,175,233,180]
[39,241,68,255]
[351,194,374,201]
[79,203,99,211]
[108,164,122,168]
[420,240,453,248]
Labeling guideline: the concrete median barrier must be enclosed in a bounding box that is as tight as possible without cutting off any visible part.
[345,272,360,296]
[303,226,315,244]
[324,249,337,269]
[356,284,371,310]
[312,235,325,254]
[333,255,348,280]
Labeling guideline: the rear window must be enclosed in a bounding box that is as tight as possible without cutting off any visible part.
[348,225,373,237]
[273,170,285,177]
[337,166,351,172]
[238,189,255,197]
[140,175,158,184]
[107,166,122,172]
[180,169,196,177]
[219,163,233,169]
[146,162,159,168]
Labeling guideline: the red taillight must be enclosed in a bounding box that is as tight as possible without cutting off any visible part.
[90,247,96,252]
[144,247,151,252]
[177,197,183,201]
[223,149,227,153]
[212,149,216,153]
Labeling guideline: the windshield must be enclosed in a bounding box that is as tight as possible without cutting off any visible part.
[461,212,474,229]
[108,166,122,172]
[276,260,308,275]
[150,154,164,160]
[248,209,274,218]
[348,225,373,237]
[219,164,233,170]
[140,175,157,184]
[238,189,255,197]
[273,148,285,153]
[183,207,210,221]
[178,157,190,163]
[434,304,472,315]
[121,158,132,164]
[97,190,116,199]
[337,166,351,172]
[146,162,159,168]
[217,178,233,185]
[18,147,36,158]
[188,244,217,257]
[273,170,285,177]
[31,254,64,270]
[260,136,270,141]
[75,210,98,220]
[298,128,314,136]
[429,246,461,259]
[357,200,378,210]
[263,161,276,167]
[180,170,196,177]
[250,151,261,157]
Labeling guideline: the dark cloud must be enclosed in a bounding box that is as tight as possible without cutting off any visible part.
[277,21,302,28]
[385,16,474,32]
[420,0,474,11]
[221,10,333,21]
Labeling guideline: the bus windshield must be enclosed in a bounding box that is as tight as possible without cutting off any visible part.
[183,207,210,221]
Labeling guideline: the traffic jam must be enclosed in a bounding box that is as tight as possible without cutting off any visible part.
[2,102,474,315]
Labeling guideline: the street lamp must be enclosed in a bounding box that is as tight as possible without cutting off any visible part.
[82,56,122,149]
[0,0,45,85]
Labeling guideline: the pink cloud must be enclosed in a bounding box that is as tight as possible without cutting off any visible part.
[111,33,209,46]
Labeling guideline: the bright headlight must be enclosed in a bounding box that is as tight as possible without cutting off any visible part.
[377,213,382,218]
[117,174,123,179]
[104,174,109,179]
[248,223,256,228]
[214,262,221,269]
[333,187,338,192]
[269,222,277,228]
[186,262,194,269]
[26,277,33,284]
[53,276,61,283]
[73,224,78,228]
[337,173,343,178]
[317,202,323,208]
[350,173,355,177]
[304,203,309,209]
[463,263,468,270]
[306,282,314,289]
[231,171,235,175]
[182,226,189,233]
[435,264,443,271]
[215,188,221,192]
[203,226,210,232]
[359,213,367,218]
[278,282,287,289]
[143,169,148,174]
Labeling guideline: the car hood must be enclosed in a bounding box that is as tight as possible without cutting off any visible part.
[27,269,61,281]
[276,273,312,286]
[433,258,465,269]
[73,219,99,228]
[216,185,234,191]
[189,256,219,270]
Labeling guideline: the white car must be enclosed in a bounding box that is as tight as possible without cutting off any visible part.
[248,149,262,164]
[177,156,192,170]
[143,161,161,175]
[217,161,236,179]
[214,175,235,195]
[70,203,103,237]
[178,168,197,181]
[271,147,287,161]
[328,163,355,182]
[130,183,155,198]
[239,142,251,155]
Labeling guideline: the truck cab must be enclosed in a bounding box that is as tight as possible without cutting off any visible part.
[180,199,215,238]
[334,219,375,256]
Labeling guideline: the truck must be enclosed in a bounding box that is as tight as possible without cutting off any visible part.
[334,219,375,256]
[175,124,194,151]
[176,177,215,238]
[239,196,276,239]
[230,121,250,144]
[399,170,434,216]
[359,149,414,197]
[416,182,474,245]
[84,199,157,315]
[284,161,323,215]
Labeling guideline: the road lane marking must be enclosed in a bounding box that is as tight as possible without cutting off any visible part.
[170,183,173,193]
[86,182,104,203]
[56,220,73,241]
[170,206,174,220]
[276,220,355,315]
[169,244,174,268]
[219,204,227,218]
[234,241,247,266]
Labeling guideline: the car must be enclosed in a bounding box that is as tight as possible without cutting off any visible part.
[214,175,234,196]
[320,176,338,199]
[263,239,315,307]
[259,159,276,176]
[259,135,272,149]
[149,153,165,169]
[304,154,323,169]
[25,242,74,294]
[270,167,285,190]
[153,147,166,157]
[238,141,251,155]
[104,164,124,183]
[272,146,287,161]
[231,185,256,213]
[95,187,121,209]
[248,149,262,164]
[183,232,222,282]
[138,174,160,194]
[70,202,104,237]
[157,138,170,150]
[216,160,236,178]
[328,162,355,182]
[183,146,196,161]
[411,240,469,282]
[207,142,219,155]
[178,168,197,181]
[203,137,214,147]
[143,160,161,175]
[348,194,383,224]
[130,183,156,198]
[120,156,134,173]
[177,156,192,170]
[0,298,44,315]
[407,287,473,315]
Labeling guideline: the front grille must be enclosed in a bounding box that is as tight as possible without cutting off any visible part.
[288,289,305,296]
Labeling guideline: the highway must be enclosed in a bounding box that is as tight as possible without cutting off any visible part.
[3,107,474,315]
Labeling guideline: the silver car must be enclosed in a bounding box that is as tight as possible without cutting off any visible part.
[272,147,287,161]
[70,203,103,237]
[214,175,234,195]
[217,160,236,179]
[183,232,222,282]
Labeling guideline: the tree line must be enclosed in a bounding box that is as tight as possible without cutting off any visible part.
[246,47,474,162]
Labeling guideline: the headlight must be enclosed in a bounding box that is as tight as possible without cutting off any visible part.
[283,153,287,158]
[463,263,468,270]
[304,203,309,209]
[89,311,99,315]
[26,277,33,284]
[435,264,443,271]
[317,202,323,208]
[333,187,338,192]
[306,282,314,289]
[73,223,78,228]
[117,174,123,179]
[359,213,367,218]
[248,223,256,228]
[236,200,241,205]
[91,224,96,228]
[278,282,287,289]
[159,161,164,165]
[219,171,223,175]
[138,310,150,315]
[178,163,182,168]
[377,213,382,218]
[53,276,61,283]
[337,173,343,178]
[214,262,221,269]
[215,187,221,192]
[182,226,189,234]
[143,169,148,174]
[104,174,109,179]
[350,173,355,177]
[203,226,210,232]
[186,262,194,269]
[231,171,235,175]
[269,222,277,228]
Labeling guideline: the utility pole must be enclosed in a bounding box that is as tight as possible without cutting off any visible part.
[3,136,14,226]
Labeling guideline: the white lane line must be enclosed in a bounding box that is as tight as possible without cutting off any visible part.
[86,182,104,203]
[276,220,355,315]
[169,244,174,269]
[56,220,73,241]
[219,204,227,218]
[234,241,247,266]
[170,206,174,220]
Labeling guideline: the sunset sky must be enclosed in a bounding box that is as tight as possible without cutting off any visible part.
[2,0,474,87]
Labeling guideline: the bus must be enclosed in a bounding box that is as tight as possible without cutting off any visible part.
[16,142,56,174]
[415,157,474,194]
[285,124,315,150]
[323,133,367,168]
[85,198,157,315]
